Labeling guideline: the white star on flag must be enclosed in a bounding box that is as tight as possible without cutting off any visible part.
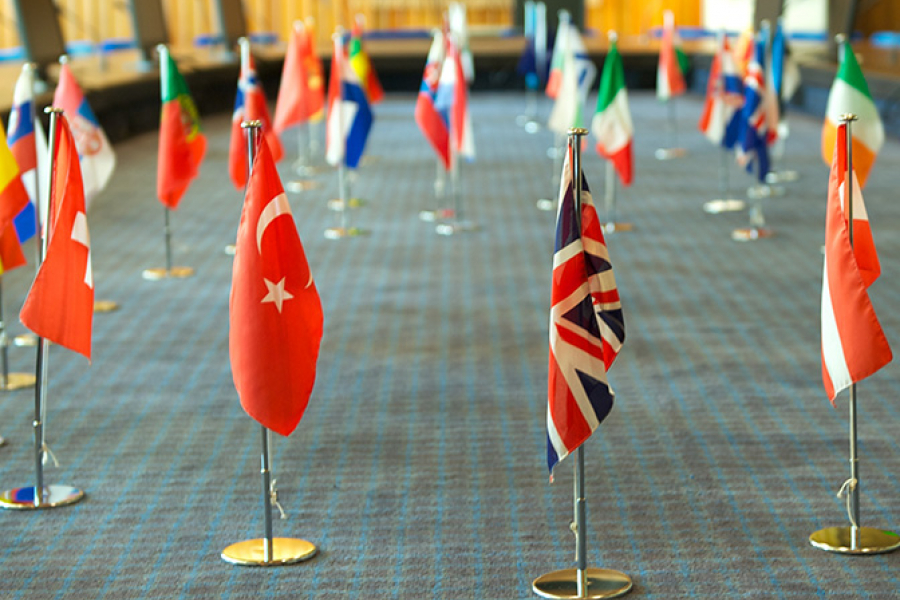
[261,277,293,313]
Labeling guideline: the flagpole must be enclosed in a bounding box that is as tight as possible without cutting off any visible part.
[703,148,746,214]
[285,123,320,193]
[533,128,631,600]
[809,113,900,555]
[0,108,84,511]
[221,120,316,566]
[0,271,36,391]
[655,99,687,160]
[537,132,565,211]
[602,161,632,234]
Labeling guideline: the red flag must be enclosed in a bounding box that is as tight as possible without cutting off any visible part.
[0,222,26,274]
[274,21,315,133]
[20,115,93,360]
[821,122,891,402]
[229,133,323,436]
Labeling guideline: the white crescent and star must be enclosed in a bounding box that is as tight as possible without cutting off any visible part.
[255,193,314,311]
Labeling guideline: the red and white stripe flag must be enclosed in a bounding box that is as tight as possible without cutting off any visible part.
[821,122,891,402]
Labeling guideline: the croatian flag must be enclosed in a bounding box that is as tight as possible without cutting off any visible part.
[53,61,116,208]
[8,64,47,243]
[414,28,450,169]
[326,35,373,169]
[698,34,743,149]
[434,34,475,161]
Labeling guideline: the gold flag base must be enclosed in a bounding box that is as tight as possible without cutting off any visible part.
[436,221,479,236]
[324,227,369,240]
[602,222,634,234]
[221,538,317,566]
[13,334,37,347]
[731,227,774,242]
[654,147,687,160]
[0,484,84,510]
[142,266,195,280]
[419,208,455,222]
[94,300,120,313]
[0,373,36,390]
[810,526,900,555]
[285,180,320,193]
[704,199,746,214]
[533,568,633,599]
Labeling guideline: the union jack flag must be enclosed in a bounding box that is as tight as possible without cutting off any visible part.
[736,36,777,182]
[547,142,625,477]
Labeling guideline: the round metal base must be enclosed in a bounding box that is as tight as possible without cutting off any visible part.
[747,184,785,199]
[13,334,37,347]
[533,568,633,599]
[221,537,317,566]
[602,222,633,234]
[419,208,455,222]
[536,199,555,212]
[704,199,746,214]
[436,221,479,236]
[732,227,774,242]
[292,163,327,177]
[142,266,195,280]
[810,526,900,555]
[224,244,236,256]
[324,227,369,240]
[0,372,36,390]
[94,300,120,313]
[327,198,366,211]
[285,179,319,193]
[766,170,799,184]
[655,147,687,160]
[0,484,85,510]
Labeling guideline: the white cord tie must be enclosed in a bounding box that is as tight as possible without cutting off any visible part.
[270,478,287,520]
[41,443,60,468]
[836,478,859,528]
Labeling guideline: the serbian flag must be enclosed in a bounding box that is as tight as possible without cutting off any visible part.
[274,21,322,134]
[8,63,48,245]
[230,131,323,437]
[435,34,475,161]
[0,127,28,273]
[657,10,686,101]
[325,36,373,169]
[821,122,891,402]
[698,33,743,149]
[415,28,450,170]
[20,114,93,360]
[349,18,385,104]
[736,37,777,182]
[229,44,283,190]
[821,40,883,188]
[53,61,116,208]
[547,141,625,477]
[591,36,633,187]
[158,47,206,210]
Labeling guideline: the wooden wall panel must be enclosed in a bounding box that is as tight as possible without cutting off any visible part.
[585,0,701,38]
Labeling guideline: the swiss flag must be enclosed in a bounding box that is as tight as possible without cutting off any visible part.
[20,114,93,360]
[229,132,323,436]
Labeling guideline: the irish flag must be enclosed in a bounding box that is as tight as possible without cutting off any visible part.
[821,41,883,188]
[591,37,633,187]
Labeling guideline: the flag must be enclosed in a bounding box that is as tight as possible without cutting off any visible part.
[273,21,317,134]
[591,37,633,187]
[325,36,373,169]
[657,10,686,101]
[53,61,116,207]
[229,46,284,190]
[303,18,327,123]
[415,29,450,169]
[448,2,474,83]
[8,64,48,244]
[20,114,93,360]
[821,122,891,402]
[821,40,883,188]
[547,23,596,135]
[547,142,625,476]
[770,20,800,103]
[545,13,570,99]
[736,37,777,182]
[0,127,28,273]
[349,18,385,104]
[158,47,206,210]
[517,1,539,90]
[698,34,743,149]
[435,35,475,160]
[230,131,323,437]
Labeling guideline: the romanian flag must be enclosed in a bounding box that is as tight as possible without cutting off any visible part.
[157,46,206,210]
[821,41,883,188]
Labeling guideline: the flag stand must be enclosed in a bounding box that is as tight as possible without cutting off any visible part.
[0,282,36,390]
[538,133,565,211]
[704,149,746,214]
[221,121,317,565]
[285,124,321,193]
[324,163,368,239]
[601,161,632,233]
[654,100,687,160]
[766,120,799,184]
[533,129,631,599]
[809,114,900,555]
[419,159,453,222]
[0,108,84,511]
[142,207,195,280]
[435,123,477,235]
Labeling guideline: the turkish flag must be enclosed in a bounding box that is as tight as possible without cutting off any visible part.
[229,132,323,436]
[20,114,93,360]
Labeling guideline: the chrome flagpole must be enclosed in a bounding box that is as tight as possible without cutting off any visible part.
[0,272,36,391]
[221,120,316,566]
[533,128,631,599]
[602,161,632,233]
[810,113,900,555]
[0,108,83,510]
[537,132,565,211]
[703,148,746,214]
[286,122,320,193]
[655,99,687,160]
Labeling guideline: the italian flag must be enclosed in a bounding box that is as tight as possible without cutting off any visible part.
[157,46,206,209]
[592,39,633,187]
[821,41,883,188]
